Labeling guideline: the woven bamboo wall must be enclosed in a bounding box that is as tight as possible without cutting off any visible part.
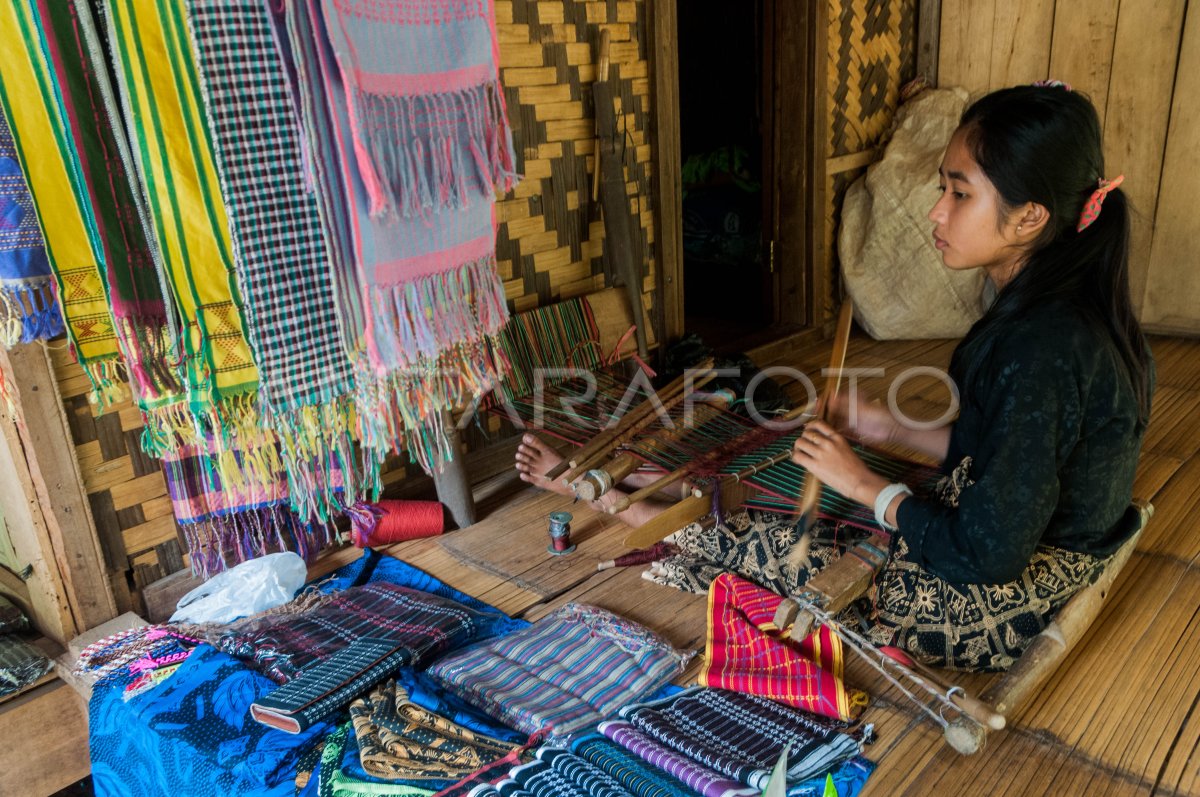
[822,0,918,320]
[51,0,659,596]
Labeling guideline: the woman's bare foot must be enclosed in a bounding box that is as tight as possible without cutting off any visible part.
[515,435,575,496]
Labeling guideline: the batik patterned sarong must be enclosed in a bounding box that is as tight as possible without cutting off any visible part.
[428,604,690,743]
[618,687,862,789]
[646,510,873,597]
[349,680,518,785]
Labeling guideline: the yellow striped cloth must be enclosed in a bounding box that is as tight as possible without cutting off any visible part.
[0,1,121,400]
[106,0,259,416]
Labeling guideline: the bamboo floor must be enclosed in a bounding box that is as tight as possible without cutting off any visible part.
[317,331,1200,796]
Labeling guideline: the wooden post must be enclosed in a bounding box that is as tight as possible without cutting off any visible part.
[0,344,117,641]
[647,0,684,343]
[432,412,476,529]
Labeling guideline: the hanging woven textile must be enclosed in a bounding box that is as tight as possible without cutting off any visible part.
[103,0,262,438]
[273,0,518,471]
[184,0,370,519]
[36,0,182,410]
[0,111,62,347]
[0,1,122,402]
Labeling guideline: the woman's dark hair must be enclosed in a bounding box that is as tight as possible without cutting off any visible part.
[953,85,1152,424]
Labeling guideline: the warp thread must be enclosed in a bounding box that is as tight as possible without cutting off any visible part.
[596,541,680,571]
[346,500,445,547]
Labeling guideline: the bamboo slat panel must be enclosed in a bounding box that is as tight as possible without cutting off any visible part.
[1141,6,1200,332]
[935,0,1194,330]
[496,0,657,313]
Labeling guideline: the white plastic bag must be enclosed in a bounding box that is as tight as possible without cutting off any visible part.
[170,552,307,624]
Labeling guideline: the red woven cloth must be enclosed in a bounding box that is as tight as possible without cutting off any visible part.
[698,573,865,721]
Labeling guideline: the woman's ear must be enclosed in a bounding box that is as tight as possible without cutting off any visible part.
[1014,202,1050,238]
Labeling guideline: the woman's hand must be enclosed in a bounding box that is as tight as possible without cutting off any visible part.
[825,392,898,446]
[791,420,888,506]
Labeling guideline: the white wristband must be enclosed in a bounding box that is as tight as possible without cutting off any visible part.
[874,482,913,531]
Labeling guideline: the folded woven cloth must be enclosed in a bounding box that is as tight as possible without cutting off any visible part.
[618,686,862,789]
[428,604,691,744]
[350,679,518,786]
[214,582,496,683]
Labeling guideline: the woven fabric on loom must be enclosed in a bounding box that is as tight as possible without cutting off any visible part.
[428,604,690,743]
[487,295,604,407]
[699,573,864,722]
[348,680,518,785]
[0,2,121,395]
[617,687,861,789]
[39,0,180,407]
[273,0,515,470]
[213,582,492,683]
[185,0,365,518]
[0,110,61,347]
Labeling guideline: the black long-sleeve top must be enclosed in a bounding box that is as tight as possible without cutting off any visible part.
[894,300,1151,585]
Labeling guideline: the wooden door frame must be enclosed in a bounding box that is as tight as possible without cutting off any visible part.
[648,0,825,343]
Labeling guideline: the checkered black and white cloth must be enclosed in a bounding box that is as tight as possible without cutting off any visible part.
[185,0,353,415]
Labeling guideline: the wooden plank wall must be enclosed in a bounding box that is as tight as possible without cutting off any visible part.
[936,0,1198,334]
[822,0,919,326]
[49,0,660,604]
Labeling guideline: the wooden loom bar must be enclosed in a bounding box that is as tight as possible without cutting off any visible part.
[545,357,713,480]
[796,299,855,520]
[606,465,693,514]
[558,362,719,485]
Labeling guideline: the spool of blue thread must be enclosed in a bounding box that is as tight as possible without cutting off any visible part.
[547,511,576,555]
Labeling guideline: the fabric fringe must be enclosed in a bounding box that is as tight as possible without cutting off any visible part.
[0,281,63,348]
[357,335,508,472]
[365,254,509,374]
[269,393,376,523]
[353,80,518,219]
[180,503,337,580]
[81,357,129,410]
[113,316,183,403]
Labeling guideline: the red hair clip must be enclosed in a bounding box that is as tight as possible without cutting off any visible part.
[1077,175,1124,232]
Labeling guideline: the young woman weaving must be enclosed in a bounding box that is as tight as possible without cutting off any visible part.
[789,83,1154,669]
[516,84,1153,671]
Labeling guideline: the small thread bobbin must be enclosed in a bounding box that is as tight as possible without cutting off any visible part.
[547,511,576,555]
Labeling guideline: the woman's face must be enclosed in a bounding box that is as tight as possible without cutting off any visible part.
[928,128,1026,280]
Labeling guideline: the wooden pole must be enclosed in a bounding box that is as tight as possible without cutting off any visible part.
[431,411,475,529]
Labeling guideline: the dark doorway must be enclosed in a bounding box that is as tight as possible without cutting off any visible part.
[677,0,774,351]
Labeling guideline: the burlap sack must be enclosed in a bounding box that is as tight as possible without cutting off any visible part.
[840,87,985,339]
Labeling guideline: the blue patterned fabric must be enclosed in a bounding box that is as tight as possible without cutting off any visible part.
[90,551,525,797]
[89,644,331,797]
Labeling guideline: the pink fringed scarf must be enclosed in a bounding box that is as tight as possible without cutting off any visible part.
[283,0,518,468]
[320,0,517,219]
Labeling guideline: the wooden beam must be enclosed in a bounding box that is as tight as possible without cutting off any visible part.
[2,344,117,632]
[647,0,684,343]
[918,0,942,83]
[0,359,74,644]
